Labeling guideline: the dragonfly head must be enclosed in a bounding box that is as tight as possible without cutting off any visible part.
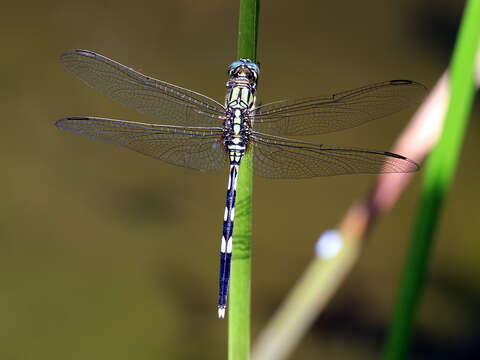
[227,59,259,86]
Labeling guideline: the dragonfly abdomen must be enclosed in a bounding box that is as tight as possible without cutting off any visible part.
[218,164,239,318]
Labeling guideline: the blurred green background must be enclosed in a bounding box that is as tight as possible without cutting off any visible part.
[2,0,478,358]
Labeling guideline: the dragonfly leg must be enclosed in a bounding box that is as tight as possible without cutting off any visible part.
[218,164,239,318]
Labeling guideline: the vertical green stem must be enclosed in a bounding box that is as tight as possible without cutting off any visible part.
[228,1,259,359]
[384,1,480,359]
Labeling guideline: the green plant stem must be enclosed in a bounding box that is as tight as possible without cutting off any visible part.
[252,233,360,360]
[384,1,480,359]
[228,1,259,359]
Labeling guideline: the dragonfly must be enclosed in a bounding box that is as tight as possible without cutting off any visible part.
[56,49,425,318]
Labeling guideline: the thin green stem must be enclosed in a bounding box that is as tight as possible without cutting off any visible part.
[228,1,259,359]
[384,1,480,359]
[252,231,360,360]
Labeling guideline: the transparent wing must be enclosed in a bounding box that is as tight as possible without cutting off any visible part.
[61,49,225,127]
[56,117,227,171]
[253,80,427,136]
[251,132,419,179]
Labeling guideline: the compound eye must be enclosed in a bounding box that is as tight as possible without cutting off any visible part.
[248,64,259,76]
[228,60,243,73]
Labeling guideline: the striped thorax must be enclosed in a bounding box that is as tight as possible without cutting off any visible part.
[223,59,259,165]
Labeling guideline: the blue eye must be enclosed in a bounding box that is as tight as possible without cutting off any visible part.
[246,62,260,74]
[227,59,260,75]
[227,60,244,72]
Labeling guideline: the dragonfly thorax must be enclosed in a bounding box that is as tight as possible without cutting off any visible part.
[223,60,259,166]
[223,108,251,165]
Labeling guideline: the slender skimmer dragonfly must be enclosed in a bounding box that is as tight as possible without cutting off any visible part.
[56,49,424,318]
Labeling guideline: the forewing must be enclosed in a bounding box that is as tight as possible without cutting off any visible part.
[251,132,419,179]
[56,117,227,171]
[254,80,426,136]
[61,49,225,127]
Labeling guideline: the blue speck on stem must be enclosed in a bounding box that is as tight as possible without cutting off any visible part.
[316,230,343,259]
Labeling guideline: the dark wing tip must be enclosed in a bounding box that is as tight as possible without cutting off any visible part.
[55,116,89,129]
[384,151,420,173]
[384,150,406,159]
[389,79,428,92]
